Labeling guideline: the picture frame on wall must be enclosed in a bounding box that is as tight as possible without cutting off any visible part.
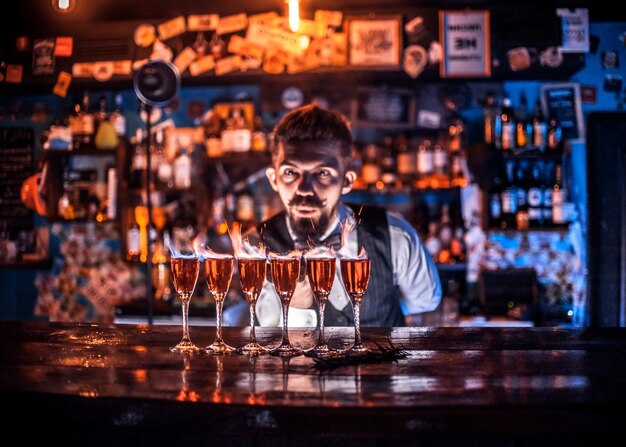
[541,82,584,142]
[346,15,402,68]
[439,10,491,78]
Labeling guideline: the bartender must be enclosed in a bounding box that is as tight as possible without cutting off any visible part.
[245,103,441,327]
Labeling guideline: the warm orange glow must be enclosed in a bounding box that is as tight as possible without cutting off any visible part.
[288,0,300,32]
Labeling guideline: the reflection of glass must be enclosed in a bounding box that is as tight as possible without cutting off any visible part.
[175,353,201,402]
[269,251,303,357]
[340,256,371,354]
[203,254,236,354]
[170,254,200,353]
[238,256,270,355]
[306,254,337,357]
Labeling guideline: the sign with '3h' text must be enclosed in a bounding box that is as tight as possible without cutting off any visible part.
[439,10,491,78]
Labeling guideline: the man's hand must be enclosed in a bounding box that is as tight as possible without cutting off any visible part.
[289,279,314,309]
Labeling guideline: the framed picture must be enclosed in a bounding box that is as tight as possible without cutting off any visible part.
[346,15,402,68]
[439,10,491,78]
[350,87,415,129]
[541,82,584,142]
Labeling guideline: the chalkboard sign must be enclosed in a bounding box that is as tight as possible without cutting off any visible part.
[0,128,35,226]
[351,88,415,128]
[541,82,584,142]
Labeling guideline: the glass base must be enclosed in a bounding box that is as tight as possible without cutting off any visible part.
[345,344,370,356]
[204,340,236,354]
[305,343,340,358]
[170,340,200,353]
[239,342,270,355]
[270,343,304,357]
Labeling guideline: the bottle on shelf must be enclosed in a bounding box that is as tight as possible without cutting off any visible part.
[234,185,256,233]
[379,136,398,191]
[547,116,562,151]
[488,175,503,229]
[526,160,545,228]
[437,204,453,263]
[432,142,449,189]
[250,115,268,153]
[424,221,442,261]
[542,160,555,224]
[500,94,516,151]
[57,171,75,220]
[515,160,529,230]
[94,95,119,150]
[552,162,566,224]
[482,90,499,147]
[395,133,416,189]
[416,139,434,188]
[515,92,531,150]
[126,209,141,262]
[130,129,146,190]
[106,166,117,220]
[531,99,547,150]
[69,90,94,150]
[360,143,381,190]
[173,144,192,190]
[111,93,127,137]
[152,230,172,301]
[500,160,518,229]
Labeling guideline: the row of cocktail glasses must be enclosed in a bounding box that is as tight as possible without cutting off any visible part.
[170,250,370,357]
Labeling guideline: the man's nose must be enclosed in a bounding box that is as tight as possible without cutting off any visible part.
[296,172,315,195]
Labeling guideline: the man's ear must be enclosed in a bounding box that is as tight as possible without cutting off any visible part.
[341,170,357,194]
[266,167,279,192]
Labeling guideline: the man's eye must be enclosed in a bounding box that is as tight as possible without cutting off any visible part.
[282,169,297,177]
[317,170,330,178]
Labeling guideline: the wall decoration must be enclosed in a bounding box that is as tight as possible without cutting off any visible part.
[439,10,490,78]
[541,82,584,142]
[346,15,402,68]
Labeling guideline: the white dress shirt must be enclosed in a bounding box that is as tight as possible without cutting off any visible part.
[255,203,442,327]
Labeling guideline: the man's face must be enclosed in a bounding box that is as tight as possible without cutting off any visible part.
[266,142,356,242]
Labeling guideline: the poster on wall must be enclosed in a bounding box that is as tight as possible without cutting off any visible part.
[541,82,584,142]
[439,10,491,78]
[346,15,402,68]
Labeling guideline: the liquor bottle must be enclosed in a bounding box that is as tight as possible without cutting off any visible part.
[500,95,516,151]
[251,115,267,152]
[106,166,117,220]
[94,95,119,150]
[531,99,547,150]
[542,160,555,224]
[174,146,192,189]
[111,93,127,137]
[155,130,173,189]
[552,162,566,224]
[229,107,251,152]
[450,152,469,188]
[547,116,562,151]
[483,90,499,147]
[152,230,172,301]
[488,174,503,228]
[57,171,75,220]
[360,143,381,190]
[515,160,529,228]
[379,136,398,190]
[69,91,94,150]
[417,139,434,188]
[126,210,141,262]
[431,143,449,188]
[527,161,544,228]
[130,129,145,190]
[500,160,518,229]
[450,226,466,262]
[395,133,415,188]
[515,92,531,149]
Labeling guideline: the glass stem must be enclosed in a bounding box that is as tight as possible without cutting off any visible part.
[215,293,224,343]
[353,300,362,348]
[249,297,257,344]
[180,292,191,343]
[281,295,290,346]
[318,294,327,345]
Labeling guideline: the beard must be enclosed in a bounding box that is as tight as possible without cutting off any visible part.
[287,195,331,244]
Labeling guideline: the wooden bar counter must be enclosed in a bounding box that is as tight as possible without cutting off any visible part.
[2,321,626,445]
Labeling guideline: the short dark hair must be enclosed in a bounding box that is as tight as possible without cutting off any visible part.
[271,103,354,164]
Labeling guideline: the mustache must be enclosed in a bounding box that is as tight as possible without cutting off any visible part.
[288,195,324,208]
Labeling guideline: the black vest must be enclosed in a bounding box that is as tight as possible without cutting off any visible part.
[256,203,405,327]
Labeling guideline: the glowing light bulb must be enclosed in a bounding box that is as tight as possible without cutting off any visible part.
[51,0,76,14]
[58,0,70,9]
[288,0,300,33]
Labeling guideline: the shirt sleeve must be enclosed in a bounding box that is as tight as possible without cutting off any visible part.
[387,211,442,315]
